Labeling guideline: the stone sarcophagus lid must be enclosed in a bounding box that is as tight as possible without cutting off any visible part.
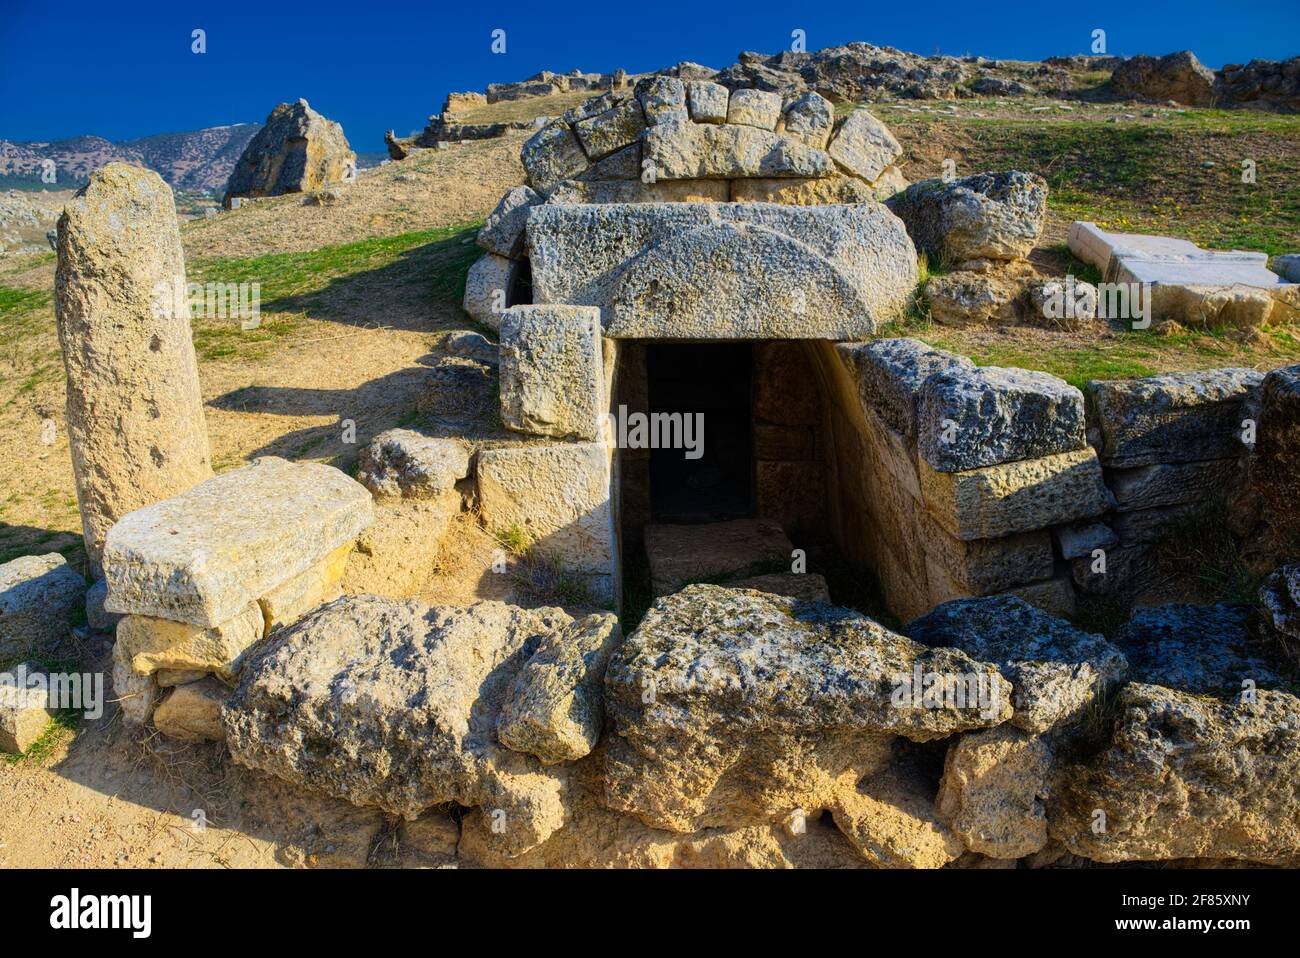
[526,202,918,340]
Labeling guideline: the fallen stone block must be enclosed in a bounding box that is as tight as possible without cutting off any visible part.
[603,585,1011,832]
[827,109,902,183]
[643,518,793,596]
[85,578,121,633]
[103,456,373,628]
[462,252,519,332]
[356,429,471,501]
[907,595,1127,734]
[1050,683,1300,865]
[1085,368,1262,468]
[476,185,541,259]
[887,171,1047,265]
[499,305,604,441]
[153,675,227,742]
[917,366,1087,472]
[497,613,620,764]
[0,663,53,753]
[341,497,461,599]
[224,99,355,204]
[923,271,1023,326]
[224,595,578,857]
[0,552,85,661]
[836,337,974,439]
[920,447,1110,541]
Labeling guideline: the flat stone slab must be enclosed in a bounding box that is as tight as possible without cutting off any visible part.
[0,553,85,661]
[645,519,794,596]
[103,457,373,627]
[526,202,917,339]
[1068,221,1286,289]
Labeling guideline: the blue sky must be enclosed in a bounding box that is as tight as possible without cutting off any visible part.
[2,0,1297,150]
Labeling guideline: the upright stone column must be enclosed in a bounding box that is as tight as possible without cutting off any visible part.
[55,162,212,573]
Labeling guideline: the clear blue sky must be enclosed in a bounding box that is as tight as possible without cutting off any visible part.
[2,0,1297,150]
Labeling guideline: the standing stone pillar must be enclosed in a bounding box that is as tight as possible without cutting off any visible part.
[55,162,212,573]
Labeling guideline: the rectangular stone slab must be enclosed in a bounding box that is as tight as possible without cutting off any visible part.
[103,457,373,627]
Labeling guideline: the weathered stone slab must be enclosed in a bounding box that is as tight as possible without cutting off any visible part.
[117,602,265,680]
[103,457,373,628]
[527,202,917,339]
[521,121,589,194]
[907,595,1127,734]
[225,595,576,857]
[1051,683,1300,864]
[917,366,1087,472]
[258,543,351,633]
[0,553,85,661]
[920,447,1110,541]
[836,337,974,439]
[827,109,902,183]
[730,174,875,205]
[153,675,227,742]
[1114,603,1289,697]
[887,171,1047,265]
[604,585,1011,832]
[726,89,782,130]
[644,518,793,596]
[547,178,728,204]
[1108,458,1241,511]
[475,442,614,576]
[56,163,213,570]
[356,429,471,500]
[1085,369,1262,467]
[1110,502,1199,545]
[477,185,540,259]
[462,253,518,332]
[923,271,1022,326]
[686,81,729,123]
[497,613,620,765]
[499,305,604,441]
[644,118,834,180]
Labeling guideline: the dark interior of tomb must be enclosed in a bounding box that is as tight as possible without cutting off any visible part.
[646,342,753,523]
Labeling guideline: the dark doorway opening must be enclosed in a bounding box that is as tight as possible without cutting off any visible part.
[647,343,753,523]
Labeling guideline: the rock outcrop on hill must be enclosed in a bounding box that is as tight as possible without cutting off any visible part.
[222,99,355,208]
[1110,51,1216,106]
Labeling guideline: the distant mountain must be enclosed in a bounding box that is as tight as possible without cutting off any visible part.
[0,123,261,194]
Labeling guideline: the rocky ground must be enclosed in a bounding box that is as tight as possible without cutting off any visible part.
[1,81,1299,867]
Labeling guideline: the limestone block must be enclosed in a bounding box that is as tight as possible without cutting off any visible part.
[477,186,541,259]
[1071,543,1154,597]
[938,725,1053,859]
[156,669,206,687]
[644,519,793,596]
[499,305,604,441]
[1108,458,1241,511]
[887,171,1047,265]
[117,602,265,680]
[1254,363,1300,535]
[686,81,728,123]
[1002,577,1078,620]
[521,120,589,194]
[342,495,462,599]
[730,175,875,205]
[729,573,831,602]
[573,98,646,160]
[547,178,728,204]
[778,92,835,149]
[753,424,815,461]
[0,553,85,661]
[636,77,687,124]
[726,89,782,130]
[827,109,903,183]
[85,577,121,633]
[462,253,518,332]
[757,460,825,536]
[918,366,1088,472]
[103,457,373,628]
[644,118,834,180]
[1085,368,1262,467]
[111,639,157,726]
[55,163,213,569]
[497,613,621,764]
[923,271,1023,326]
[223,99,355,204]
[476,443,614,575]
[832,759,965,868]
[0,664,52,753]
[921,515,1054,597]
[259,543,352,633]
[920,448,1110,541]
[1052,520,1118,560]
[576,143,641,181]
[836,337,974,439]
[153,675,227,742]
[356,429,471,500]
[1110,502,1199,545]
